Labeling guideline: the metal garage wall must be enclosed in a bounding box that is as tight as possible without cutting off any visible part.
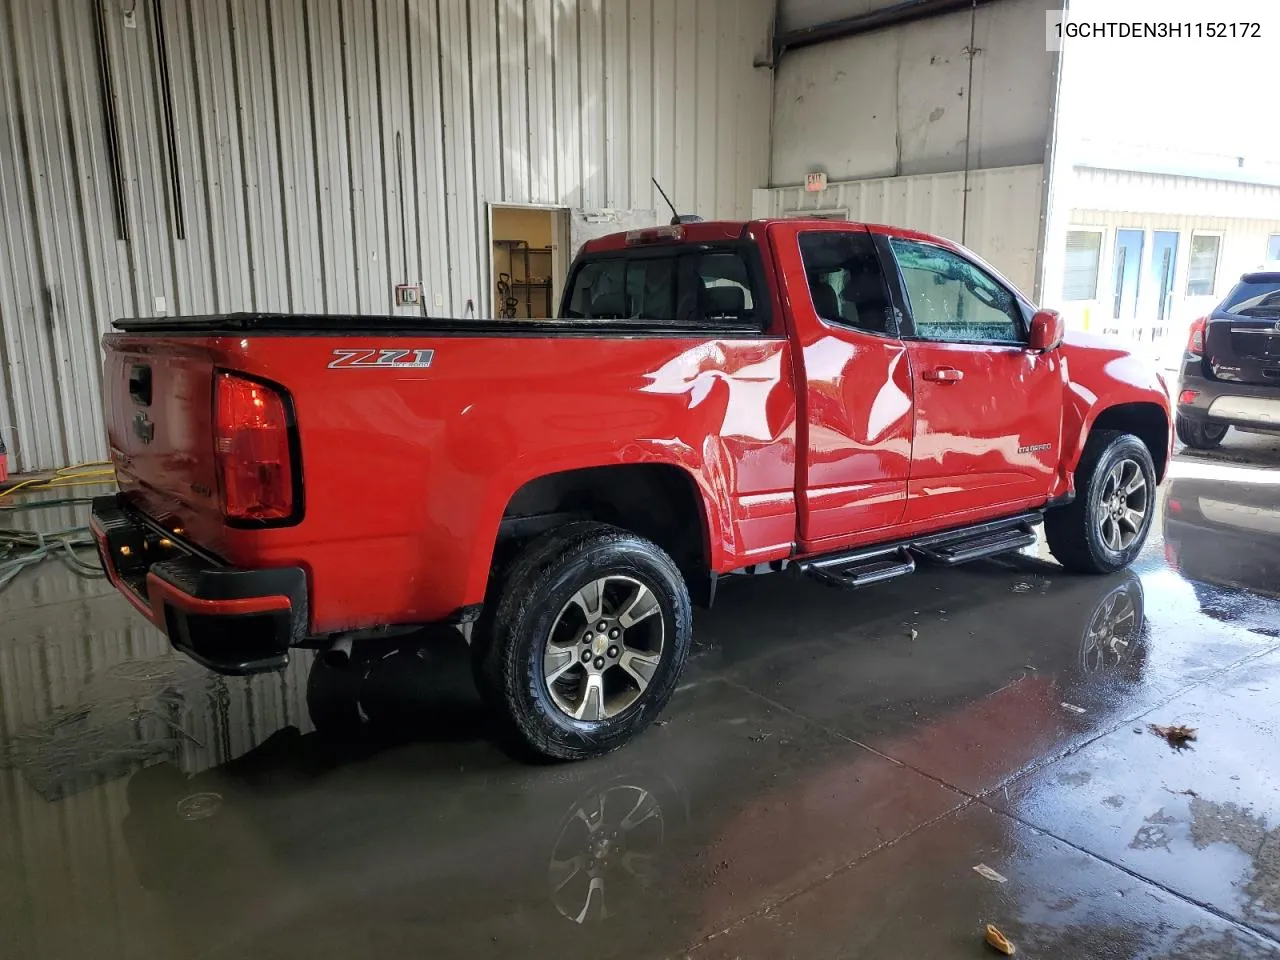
[0,0,774,473]
[770,0,1058,185]
[753,163,1046,296]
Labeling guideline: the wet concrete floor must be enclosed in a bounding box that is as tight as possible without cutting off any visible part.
[3,434,1280,959]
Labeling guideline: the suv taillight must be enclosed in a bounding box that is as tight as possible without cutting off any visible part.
[1187,316,1208,356]
[214,372,296,522]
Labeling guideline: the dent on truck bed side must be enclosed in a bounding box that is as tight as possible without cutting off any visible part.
[455,338,801,604]
[211,334,797,633]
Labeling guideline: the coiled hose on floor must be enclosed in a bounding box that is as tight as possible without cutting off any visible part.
[0,463,116,595]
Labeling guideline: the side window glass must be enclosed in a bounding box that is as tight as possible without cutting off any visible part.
[797,232,895,334]
[889,238,1024,343]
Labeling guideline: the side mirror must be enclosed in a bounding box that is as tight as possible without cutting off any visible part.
[1028,309,1064,352]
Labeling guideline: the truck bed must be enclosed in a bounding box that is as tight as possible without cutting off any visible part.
[113,312,768,339]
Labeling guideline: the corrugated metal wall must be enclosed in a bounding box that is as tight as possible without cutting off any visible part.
[0,0,775,473]
[753,163,1047,296]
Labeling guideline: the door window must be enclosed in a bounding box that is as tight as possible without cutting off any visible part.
[888,238,1024,344]
[797,232,895,334]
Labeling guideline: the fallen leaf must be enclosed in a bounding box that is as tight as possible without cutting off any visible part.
[985,923,1016,955]
[973,863,1008,884]
[1149,724,1197,749]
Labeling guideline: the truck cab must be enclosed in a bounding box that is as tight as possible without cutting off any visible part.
[92,218,1171,761]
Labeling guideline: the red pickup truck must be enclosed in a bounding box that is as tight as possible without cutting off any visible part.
[91,219,1172,759]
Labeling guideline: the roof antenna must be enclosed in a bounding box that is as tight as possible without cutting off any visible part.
[652,177,703,226]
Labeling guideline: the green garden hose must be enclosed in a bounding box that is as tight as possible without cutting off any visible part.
[0,492,110,595]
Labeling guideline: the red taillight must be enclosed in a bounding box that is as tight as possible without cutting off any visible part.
[214,372,296,522]
[1187,316,1208,356]
[1179,389,1199,405]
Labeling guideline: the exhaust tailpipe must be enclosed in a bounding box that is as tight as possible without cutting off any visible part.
[323,635,354,669]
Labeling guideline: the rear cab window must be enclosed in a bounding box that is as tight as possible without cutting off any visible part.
[561,244,766,331]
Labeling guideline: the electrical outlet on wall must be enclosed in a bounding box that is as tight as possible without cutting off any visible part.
[434,293,443,307]
[394,283,422,307]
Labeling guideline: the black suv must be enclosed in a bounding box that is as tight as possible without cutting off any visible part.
[1176,270,1280,449]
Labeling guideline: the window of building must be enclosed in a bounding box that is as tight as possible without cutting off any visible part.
[1062,230,1103,301]
[1267,234,1280,263]
[1186,233,1222,297]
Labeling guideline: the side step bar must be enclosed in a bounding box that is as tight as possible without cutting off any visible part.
[797,511,1042,589]
[802,547,916,589]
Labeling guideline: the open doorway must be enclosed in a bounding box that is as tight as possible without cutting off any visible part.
[490,204,570,319]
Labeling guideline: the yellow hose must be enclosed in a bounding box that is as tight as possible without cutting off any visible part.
[0,461,117,501]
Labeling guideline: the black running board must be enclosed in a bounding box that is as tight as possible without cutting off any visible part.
[798,511,1042,589]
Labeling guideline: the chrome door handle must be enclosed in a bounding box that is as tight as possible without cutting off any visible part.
[923,367,964,383]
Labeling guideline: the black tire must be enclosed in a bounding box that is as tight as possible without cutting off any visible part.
[475,522,692,761]
[1046,430,1157,574]
[1175,414,1228,450]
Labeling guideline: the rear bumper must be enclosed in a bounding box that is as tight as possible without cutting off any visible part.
[1176,361,1280,430]
[90,495,308,675]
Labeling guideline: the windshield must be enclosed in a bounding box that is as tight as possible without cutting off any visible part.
[1221,278,1280,316]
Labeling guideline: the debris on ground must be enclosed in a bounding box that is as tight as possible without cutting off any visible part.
[1011,582,1032,594]
[985,923,1016,955]
[1149,724,1198,749]
[972,863,1008,884]
[1060,702,1087,715]
[908,628,918,641]
[749,732,771,744]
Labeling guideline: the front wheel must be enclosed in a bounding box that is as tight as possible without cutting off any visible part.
[474,523,693,761]
[1046,430,1157,574]
[1175,414,1228,450]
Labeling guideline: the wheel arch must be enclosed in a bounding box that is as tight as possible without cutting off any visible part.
[491,463,721,607]
[1074,401,1170,483]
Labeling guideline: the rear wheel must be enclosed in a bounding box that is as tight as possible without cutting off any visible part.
[1046,430,1157,574]
[1175,414,1228,450]
[474,522,692,761]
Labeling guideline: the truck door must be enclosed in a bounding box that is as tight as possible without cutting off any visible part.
[780,224,913,552]
[881,234,1063,525]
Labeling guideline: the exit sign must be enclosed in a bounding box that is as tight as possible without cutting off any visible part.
[805,172,827,192]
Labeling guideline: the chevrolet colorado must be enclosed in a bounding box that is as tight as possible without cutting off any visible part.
[91,219,1172,759]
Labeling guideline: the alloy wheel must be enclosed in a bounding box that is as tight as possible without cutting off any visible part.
[543,576,665,721]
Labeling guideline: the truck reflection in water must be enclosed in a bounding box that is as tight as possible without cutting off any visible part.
[119,568,1149,956]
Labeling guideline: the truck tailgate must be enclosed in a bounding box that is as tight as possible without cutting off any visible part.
[104,337,226,549]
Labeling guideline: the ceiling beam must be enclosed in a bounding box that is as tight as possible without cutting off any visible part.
[775,0,999,57]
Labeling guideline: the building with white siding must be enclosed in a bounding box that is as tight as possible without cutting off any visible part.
[0,0,774,473]
[1041,148,1280,371]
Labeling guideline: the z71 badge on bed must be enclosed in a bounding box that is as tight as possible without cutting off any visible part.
[328,348,435,370]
